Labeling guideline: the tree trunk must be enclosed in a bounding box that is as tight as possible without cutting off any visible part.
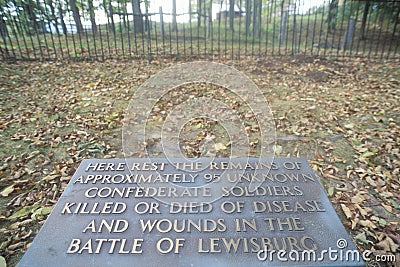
[46,0,60,34]
[245,0,251,36]
[252,0,260,36]
[327,0,338,33]
[393,4,400,37]
[108,2,116,34]
[229,0,235,31]
[102,0,113,33]
[58,1,67,34]
[208,0,212,37]
[24,0,40,34]
[131,0,143,34]
[198,0,202,27]
[159,6,165,39]
[268,0,273,22]
[203,0,206,31]
[359,1,370,40]
[88,0,97,34]
[69,0,83,33]
[144,4,150,32]
[172,0,177,32]
[122,5,127,29]
[12,16,22,36]
[279,0,286,45]
[0,16,8,40]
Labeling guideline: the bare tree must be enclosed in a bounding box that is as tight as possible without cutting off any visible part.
[359,1,370,40]
[279,0,287,45]
[229,0,235,31]
[0,15,8,39]
[131,0,143,34]
[69,0,83,33]
[245,0,251,35]
[208,0,212,36]
[45,0,59,34]
[104,0,115,34]
[393,4,400,38]
[172,0,177,32]
[88,0,97,34]
[253,0,261,36]
[24,0,40,34]
[327,0,338,34]
[198,0,203,27]
[58,1,68,34]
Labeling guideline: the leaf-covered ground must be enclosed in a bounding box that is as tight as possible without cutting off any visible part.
[0,57,399,266]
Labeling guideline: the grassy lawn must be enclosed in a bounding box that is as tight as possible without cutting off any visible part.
[0,56,399,266]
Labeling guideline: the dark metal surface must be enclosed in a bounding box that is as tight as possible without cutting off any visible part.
[18,158,363,267]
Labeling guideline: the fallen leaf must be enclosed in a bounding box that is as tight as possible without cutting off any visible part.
[355,204,368,217]
[366,176,377,187]
[382,204,393,213]
[359,220,377,229]
[7,204,40,220]
[31,206,53,220]
[355,232,373,245]
[214,143,227,152]
[351,217,359,229]
[341,204,353,219]
[370,216,379,221]
[344,123,354,129]
[361,151,375,159]
[0,256,6,267]
[390,199,399,209]
[351,195,364,204]
[376,237,399,253]
[1,185,14,197]
[387,236,400,252]
[328,186,335,196]
[376,239,391,252]
[378,218,387,227]
[273,145,283,155]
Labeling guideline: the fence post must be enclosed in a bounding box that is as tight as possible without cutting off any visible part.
[343,18,356,50]
[145,6,151,61]
[279,10,287,46]
[159,6,165,40]
[172,0,177,32]
[109,2,115,34]
[292,3,297,55]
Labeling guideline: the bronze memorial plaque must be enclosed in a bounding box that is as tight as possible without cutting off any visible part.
[18,158,364,266]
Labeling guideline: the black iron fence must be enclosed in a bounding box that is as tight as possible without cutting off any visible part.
[1,0,399,61]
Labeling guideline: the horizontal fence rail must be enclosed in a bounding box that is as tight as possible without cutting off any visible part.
[1,0,399,61]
